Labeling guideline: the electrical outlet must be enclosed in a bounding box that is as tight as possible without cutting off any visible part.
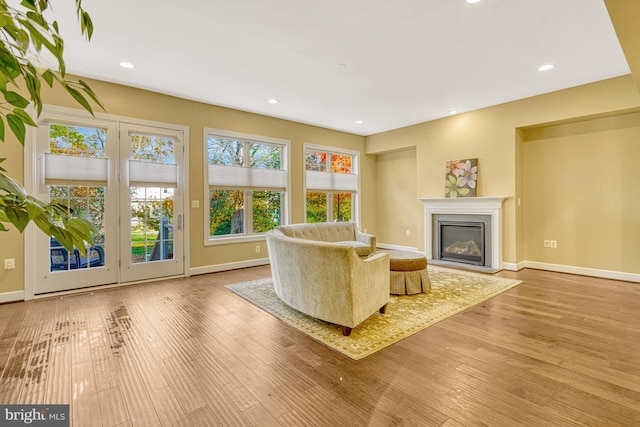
[405,229,411,237]
[549,240,557,248]
[255,245,261,253]
[544,240,550,248]
[4,258,15,270]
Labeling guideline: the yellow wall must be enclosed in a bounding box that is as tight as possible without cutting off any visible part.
[375,148,417,247]
[0,130,25,293]
[521,111,640,273]
[367,75,640,270]
[0,77,373,294]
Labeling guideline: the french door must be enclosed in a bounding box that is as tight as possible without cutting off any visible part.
[119,123,184,283]
[33,112,184,294]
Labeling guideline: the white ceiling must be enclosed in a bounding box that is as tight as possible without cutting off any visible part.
[52,0,630,136]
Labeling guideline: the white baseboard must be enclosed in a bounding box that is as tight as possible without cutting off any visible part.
[521,261,640,283]
[0,290,25,303]
[376,243,419,252]
[501,261,526,271]
[190,258,270,276]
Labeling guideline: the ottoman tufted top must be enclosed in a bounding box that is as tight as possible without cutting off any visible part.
[387,250,428,271]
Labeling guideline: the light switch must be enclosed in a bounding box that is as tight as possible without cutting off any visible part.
[192,200,200,208]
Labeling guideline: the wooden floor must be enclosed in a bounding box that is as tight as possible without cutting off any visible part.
[1,267,639,426]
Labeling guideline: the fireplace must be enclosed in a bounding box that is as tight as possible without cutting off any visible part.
[421,197,506,271]
[438,221,485,266]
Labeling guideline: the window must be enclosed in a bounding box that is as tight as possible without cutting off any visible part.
[304,145,359,224]
[205,129,289,242]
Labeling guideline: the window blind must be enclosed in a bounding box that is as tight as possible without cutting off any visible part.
[305,170,357,192]
[44,153,109,185]
[208,164,286,189]
[129,160,178,187]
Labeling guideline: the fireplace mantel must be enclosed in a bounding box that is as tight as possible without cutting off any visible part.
[420,197,507,270]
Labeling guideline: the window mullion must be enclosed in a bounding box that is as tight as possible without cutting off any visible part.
[245,189,253,235]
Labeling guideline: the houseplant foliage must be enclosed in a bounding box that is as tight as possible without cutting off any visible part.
[0,0,103,253]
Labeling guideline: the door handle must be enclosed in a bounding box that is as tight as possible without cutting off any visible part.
[177,214,183,230]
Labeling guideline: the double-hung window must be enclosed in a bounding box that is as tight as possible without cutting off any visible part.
[205,128,289,243]
[304,144,359,223]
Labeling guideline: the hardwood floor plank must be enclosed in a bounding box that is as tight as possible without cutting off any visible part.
[241,404,284,427]
[72,359,103,427]
[157,357,207,414]
[98,386,129,427]
[148,385,188,427]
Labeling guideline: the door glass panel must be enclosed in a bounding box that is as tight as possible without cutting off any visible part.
[130,187,174,263]
[49,185,106,272]
[50,123,105,157]
[130,133,175,163]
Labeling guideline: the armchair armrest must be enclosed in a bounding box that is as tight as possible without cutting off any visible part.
[355,230,376,254]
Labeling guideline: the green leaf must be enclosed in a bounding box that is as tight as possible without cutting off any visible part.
[458,188,471,196]
[5,206,30,232]
[4,91,30,108]
[24,73,42,115]
[81,11,93,39]
[6,113,26,144]
[0,118,4,141]
[21,0,38,12]
[23,197,46,220]
[12,108,37,127]
[0,172,27,196]
[42,70,54,86]
[78,79,104,110]
[0,48,21,80]
[63,84,94,115]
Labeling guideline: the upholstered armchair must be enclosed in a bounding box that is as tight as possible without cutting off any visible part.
[266,225,389,336]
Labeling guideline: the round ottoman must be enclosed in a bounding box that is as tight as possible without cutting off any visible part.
[388,251,431,295]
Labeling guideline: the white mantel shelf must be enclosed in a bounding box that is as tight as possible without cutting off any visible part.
[420,196,507,210]
[420,197,508,270]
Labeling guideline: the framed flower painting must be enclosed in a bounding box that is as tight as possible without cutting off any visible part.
[445,158,478,197]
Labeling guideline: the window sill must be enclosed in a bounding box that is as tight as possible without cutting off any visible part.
[205,234,266,246]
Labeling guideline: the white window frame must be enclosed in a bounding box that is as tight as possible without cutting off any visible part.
[204,128,291,245]
[303,143,360,226]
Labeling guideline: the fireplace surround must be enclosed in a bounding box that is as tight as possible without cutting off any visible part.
[420,197,506,271]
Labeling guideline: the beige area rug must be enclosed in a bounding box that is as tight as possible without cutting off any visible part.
[226,265,521,360]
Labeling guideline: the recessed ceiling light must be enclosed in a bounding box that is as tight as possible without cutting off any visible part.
[268,99,278,104]
[466,0,481,3]
[355,120,363,124]
[449,110,458,115]
[119,61,135,69]
[538,64,554,71]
